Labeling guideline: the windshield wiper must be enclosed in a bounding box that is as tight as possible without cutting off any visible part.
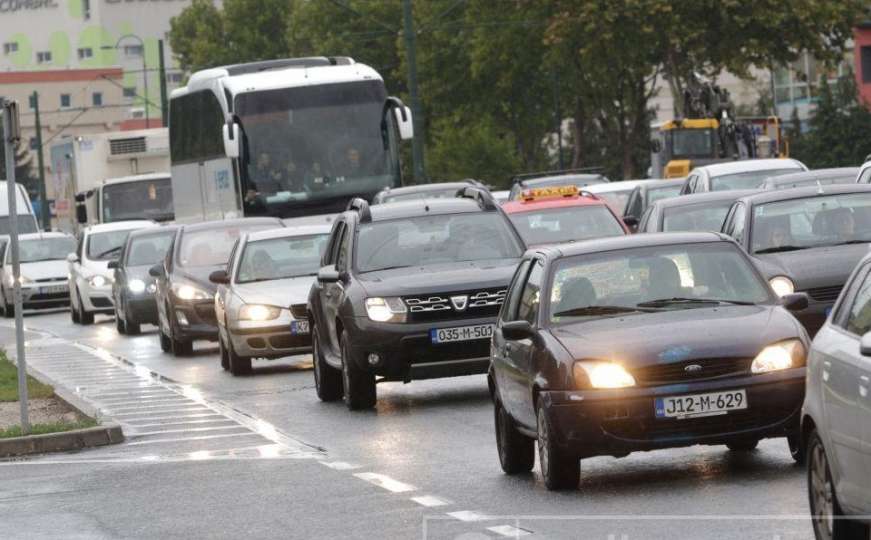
[553,305,655,317]
[95,246,123,259]
[637,297,755,308]
[360,265,413,273]
[823,239,871,246]
[754,245,808,254]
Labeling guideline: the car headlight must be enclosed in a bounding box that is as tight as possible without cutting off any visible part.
[751,339,805,374]
[89,275,110,288]
[171,282,211,301]
[6,275,31,286]
[769,276,794,297]
[574,361,636,389]
[128,279,147,294]
[238,304,282,321]
[365,297,407,323]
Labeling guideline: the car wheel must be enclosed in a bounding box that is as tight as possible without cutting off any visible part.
[494,398,534,474]
[788,431,805,464]
[807,430,870,540]
[726,440,758,452]
[340,331,375,410]
[70,295,80,323]
[159,327,172,353]
[312,324,342,402]
[227,337,251,375]
[218,334,230,371]
[78,293,94,325]
[536,399,579,491]
[167,305,192,356]
[115,306,127,334]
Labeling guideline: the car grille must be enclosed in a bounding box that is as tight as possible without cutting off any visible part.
[631,358,752,387]
[28,292,69,302]
[403,288,506,322]
[803,285,842,302]
[91,297,112,308]
[35,277,65,283]
[289,304,308,319]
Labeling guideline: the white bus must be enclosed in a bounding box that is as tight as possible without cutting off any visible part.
[75,172,173,226]
[169,57,413,222]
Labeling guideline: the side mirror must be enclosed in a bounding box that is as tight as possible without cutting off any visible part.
[623,215,639,231]
[148,263,165,278]
[781,292,809,312]
[860,332,871,356]
[393,106,413,140]
[107,259,119,270]
[209,269,230,284]
[502,320,536,342]
[317,266,340,283]
[66,253,78,263]
[223,122,240,159]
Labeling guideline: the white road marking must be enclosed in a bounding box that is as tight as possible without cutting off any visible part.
[125,432,262,446]
[411,495,451,507]
[353,472,417,493]
[319,461,361,470]
[487,525,532,537]
[447,511,490,522]
[131,425,250,437]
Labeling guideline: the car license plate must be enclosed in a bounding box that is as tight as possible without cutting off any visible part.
[41,285,67,295]
[430,324,494,344]
[655,389,747,419]
[290,320,309,335]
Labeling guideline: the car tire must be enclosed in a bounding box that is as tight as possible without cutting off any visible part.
[726,440,758,452]
[70,294,80,324]
[312,324,342,402]
[115,306,127,334]
[219,334,230,371]
[159,327,172,353]
[494,398,534,474]
[536,399,579,491]
[807,430,870,540]
[227,338,251,376]
[340,331,376,410]
[167,305,192,356]
[788,431,805,464]
[78,293,94,325]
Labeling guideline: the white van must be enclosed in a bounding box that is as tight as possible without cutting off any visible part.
[0,181,39,235]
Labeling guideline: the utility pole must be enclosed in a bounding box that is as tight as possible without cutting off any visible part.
[402,0,425,183]
[158,39,168,127]
[1,98,30,434]
[31,92,49,230]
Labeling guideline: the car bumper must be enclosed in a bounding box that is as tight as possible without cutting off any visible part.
[79,281,114,313]
[125,294,159,325]
[173,300,218,341]
[541,367,805,459]
[343,315,494,381]
[11,282,70,309]
[229,326,312,359]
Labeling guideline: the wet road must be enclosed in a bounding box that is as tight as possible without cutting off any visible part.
[1,310,818,540]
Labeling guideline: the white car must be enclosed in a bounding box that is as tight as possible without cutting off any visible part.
[69,220,156,324]
[680,158,808,194]
[586,179,659,216]
[0,232,75,317]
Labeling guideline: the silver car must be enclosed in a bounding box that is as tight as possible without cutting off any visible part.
[0,232,75,316]
[802,252,871,540]
[211,225,331,375]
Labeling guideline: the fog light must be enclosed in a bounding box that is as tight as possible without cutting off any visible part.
[367,353,381,366]
[176,311,189,326]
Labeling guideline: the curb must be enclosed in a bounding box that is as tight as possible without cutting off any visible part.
[0,423,124,458]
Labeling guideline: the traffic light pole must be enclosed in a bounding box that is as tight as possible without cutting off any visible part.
[31,91,49,230]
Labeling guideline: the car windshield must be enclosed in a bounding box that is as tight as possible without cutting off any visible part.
[380,188,460,203]
[594,190,632,214]
[125,232,174,267]
[236,234,330,283]
[711,168,797,191]
[508,206,624,246]
[16,237,75,263]
[102,177,173,223]
[356,213,522,272]
[0,215,38,235]
[646,184,682,205]
[662,201,733,232]
[87,229,135,261]
[751,192,871,254]
[549,242,770,324]
[178,223,279,268]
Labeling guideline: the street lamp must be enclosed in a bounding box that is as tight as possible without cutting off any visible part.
[101,34,149,128]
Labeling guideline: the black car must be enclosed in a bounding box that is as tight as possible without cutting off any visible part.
[638,189,758,233]
[760,167,858,190]
[151,217,284,355]
[308,188,524,410]
[372,180,482,204]
[721,184,871,335]
[622,179,685,230]
[508,170,609,201]
[110,225,178,335]
[490,233,810,490]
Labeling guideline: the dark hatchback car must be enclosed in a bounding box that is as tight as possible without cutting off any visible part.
[508,171,609,201]
[110,225,178,335]
[721,184,871,335]
[372,180,481,204]
[622,178,685,230]
[490,233,810,490]
[638,189,758,233]
[151,217,284,355]
[309,189,524,410]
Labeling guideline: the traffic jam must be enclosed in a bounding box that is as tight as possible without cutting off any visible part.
[2,55,871,540]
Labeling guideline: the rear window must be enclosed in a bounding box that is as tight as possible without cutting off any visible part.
[711,168,798,191]
[179,223,279,267]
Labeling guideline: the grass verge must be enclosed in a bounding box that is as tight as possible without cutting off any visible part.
[0,351,54,402]
[0,419,99,439]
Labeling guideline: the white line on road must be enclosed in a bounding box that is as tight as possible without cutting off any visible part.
[319,461,361,470]
[131,425,250,437]
[487,525,532,537]
[353,472,417,493]
[411,495,451,507]
[125,432,263,446]
[447,511,490,522]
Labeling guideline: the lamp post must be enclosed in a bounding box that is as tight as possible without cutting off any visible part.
[102,34,149,128]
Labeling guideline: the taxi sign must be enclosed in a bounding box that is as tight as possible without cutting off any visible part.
[521,185,579,201]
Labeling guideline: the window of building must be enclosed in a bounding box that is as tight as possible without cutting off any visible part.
[60,94,71,108]
[861,46,871,84]
[167,72,184,84]
[36,51,52,64]
[3,42,18,55]
[82,0,90,19]
[123,45,143,57]
[774,51,852,105]
[123,87,136,99]
[92,92,103,106]
[77,47,93,60]
[28,94,36,110]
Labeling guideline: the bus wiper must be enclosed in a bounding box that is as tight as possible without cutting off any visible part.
[553,305,654,317]
[637,297,755,307]
[754,245,807,254]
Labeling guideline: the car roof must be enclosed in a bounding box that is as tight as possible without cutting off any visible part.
[763,167,859,185]
[695,158,806,176]
[127,224,180,240]
[640,179,686,191]
[586,179,659,194]
[179,217,284,233]
[736,182,871,205]
[501,194,607,213]
[366,198,488,222]
[519,174,607,187]
[17,231,73,241]
[377,182,475,198]
[532,231,728,259]
[84,220,156,234]
[653,189,760,209]
[246,224,332,242]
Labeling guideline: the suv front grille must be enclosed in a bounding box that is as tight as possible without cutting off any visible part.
[804,285,841,302]
[631,357,752,387]
[404,288,506,322]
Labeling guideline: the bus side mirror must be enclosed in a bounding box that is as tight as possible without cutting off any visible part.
[223,122,240,159]
[76,204,87,224]
[393,107,413,140]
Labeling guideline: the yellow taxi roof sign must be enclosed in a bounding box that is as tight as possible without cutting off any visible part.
[521,185,579,201]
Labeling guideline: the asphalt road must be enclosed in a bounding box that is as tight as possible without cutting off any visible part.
[0,309,819,540]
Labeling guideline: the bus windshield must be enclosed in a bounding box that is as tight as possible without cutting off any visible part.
[235,80,399,215]
[102,177,174,223]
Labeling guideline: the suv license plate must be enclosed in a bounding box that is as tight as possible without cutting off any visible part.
[655,389,747,419]
[290,320,309,335]
[430,324,493,344]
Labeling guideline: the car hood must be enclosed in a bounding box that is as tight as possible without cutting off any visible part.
[233,275,315,307]
[19,260,67,280]
[550,305,802,368]
[177,265,220,294]
[358,259,519,296]
[756,243,869,289]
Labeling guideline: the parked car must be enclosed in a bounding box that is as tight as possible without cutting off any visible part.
[680,158,807,195]
[211,225,331,375]
[110,225,178,335]
[69,221,156,324]
[0,232,75,316]
[490,233,809,490]
[622,179,685,230]
[638,189,758,233]
[152,218,284,356]
[802,253,871,540]
[586,179,658,216]
[721,184,871,335]
[373,180,482,204]
[761,167,858,191]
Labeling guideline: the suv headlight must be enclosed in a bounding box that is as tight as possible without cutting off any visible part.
[171,282,211,301]
[128,279,146,294]
[769,276,794,297]
[365,297,407,323]
[239,304,281,321]
[574,361,636,389]
[751,339,805,374]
